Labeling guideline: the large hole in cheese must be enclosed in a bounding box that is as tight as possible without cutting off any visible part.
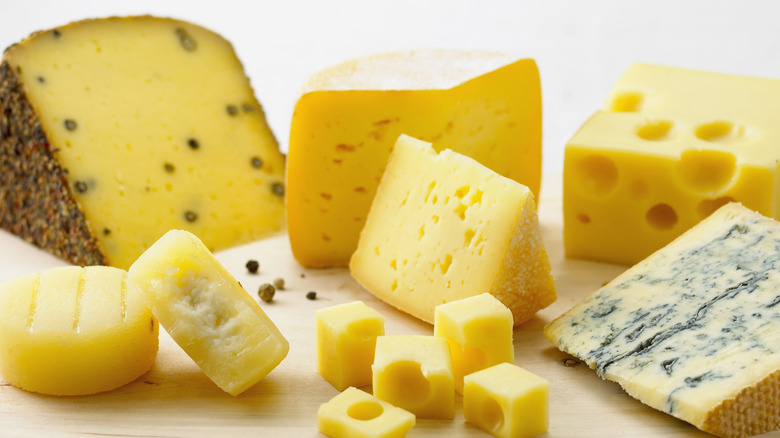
[572,154,619,196]
[676,149,737,194]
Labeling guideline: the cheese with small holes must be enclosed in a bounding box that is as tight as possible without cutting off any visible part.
[0,16,285,269]
[128,229,289,396]
[546,203,780,438]
[0,266,158,396]
[287,50,541,268]
[564,63,780,265]
[350,135,555,326]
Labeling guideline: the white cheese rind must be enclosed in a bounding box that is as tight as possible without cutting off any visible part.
[546,203,780,438]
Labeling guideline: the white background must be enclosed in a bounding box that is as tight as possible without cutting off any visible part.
[3,0,779,176]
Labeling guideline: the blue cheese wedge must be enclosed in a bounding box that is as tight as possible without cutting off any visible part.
[545,203,780,438]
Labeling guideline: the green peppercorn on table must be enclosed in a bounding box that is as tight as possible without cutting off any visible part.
[0,175,765,437]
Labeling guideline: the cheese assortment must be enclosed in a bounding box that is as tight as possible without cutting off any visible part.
[546,203,780,437]
[316,301,385,391]
[128,230,289,396]
[0,266,158,395]
[287,50,542,268]
[350,135,555,326]
[564,63,780,265]
[0,16,285,269]
[434,293,514,393]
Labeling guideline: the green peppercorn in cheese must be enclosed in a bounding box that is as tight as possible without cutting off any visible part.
[0,16,285,269]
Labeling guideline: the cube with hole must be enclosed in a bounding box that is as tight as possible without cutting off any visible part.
[434,293,514,393]
[316,301,385,391]
[463,362,549,438]
[372,335,454,419]
[318,387,415,438]
[565,63,780,265]
[349,135,555,326]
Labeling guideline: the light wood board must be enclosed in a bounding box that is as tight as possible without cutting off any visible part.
[0,175,777,438]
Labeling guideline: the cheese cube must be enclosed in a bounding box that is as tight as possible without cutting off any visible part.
[0,16,285,269]
[128,230,289,396]
[318,387,415,438]
[547,203,780,437]
[434,293,514,393]
[350,135,555,326]
[372,335,454,419]
[316,301,385,390]
[287,50,541,268]
[0,266,158,395]
[463,363,549,438]
[564,63,780,265]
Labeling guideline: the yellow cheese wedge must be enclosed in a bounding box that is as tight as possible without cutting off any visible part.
[128,229,289,396]
[0,266,158,395]
[434,293,514,393]
[0,16,285,269]
[565,63,780,265]
[287,50,541,268]
[350,135,555,326]
[316,301,385,391]
[318,387,415,438]
[372,335,454,419]
[463,363,549,438]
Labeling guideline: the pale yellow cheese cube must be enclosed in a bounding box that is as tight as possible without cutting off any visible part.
[434,293,514,393]
[372,335,454,419]
[350,135,555,326]
[316,301,385,391]
[0,266,158,395]
[318,387,415,438]
[128,229,289,396]
[463,363,549,438]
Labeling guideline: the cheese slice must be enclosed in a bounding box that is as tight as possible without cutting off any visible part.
[0,266,158,395]
[564,63,780,265]
[546,203,780,437]
[128,230,289,396]
[350,135,555,326]
[0,16,285,269]
[287,50,541,268]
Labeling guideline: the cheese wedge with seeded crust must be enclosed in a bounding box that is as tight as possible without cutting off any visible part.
[0,16,285,269]
[546,203,780,438]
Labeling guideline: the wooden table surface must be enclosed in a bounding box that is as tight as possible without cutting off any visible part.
[1,175,778,438]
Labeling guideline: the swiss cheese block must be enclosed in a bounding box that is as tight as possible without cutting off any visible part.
[287,50,541,267]
[0,16,285,269]
[565,63,780,265]
[0,266,158,396]
[350,135,555,326]
[546,203,780,438]
[128,230,289,396]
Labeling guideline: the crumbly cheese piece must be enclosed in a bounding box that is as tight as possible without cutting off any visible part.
[372,335,454,419]
[434,293,514,393]
[316,301,385,391]
[463,363,549,438]
[0,16,285,269]
[350,135,555,326]
[128,230,288,396]
[546,203,780,438]
[564,63,780,265]
[287,50,541,268]
[0,266,158,395]
[318,387,415,438]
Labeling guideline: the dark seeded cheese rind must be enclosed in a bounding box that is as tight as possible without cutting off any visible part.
[0,16,285,269]
[545,202,780,438]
